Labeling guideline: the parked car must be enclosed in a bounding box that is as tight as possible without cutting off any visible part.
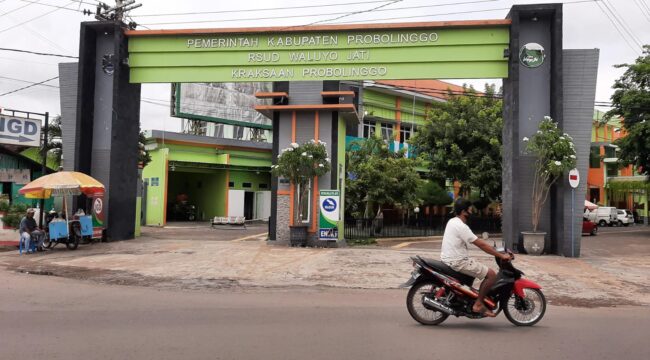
[616,209,634,227]
[585,206,618,227]
[582,217,598,236]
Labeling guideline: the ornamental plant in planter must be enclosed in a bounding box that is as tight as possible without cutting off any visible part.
[272,140,330,246]
[522,117,577,255]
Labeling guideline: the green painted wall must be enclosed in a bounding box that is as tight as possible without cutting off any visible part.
[142,142,272,225]
[168,170,227,220]
[142,148,168,226]
[229,170,271,191]
[364,89,429,127]
[128,27,509,82]
[364,90,397,120]
[161,143,272,167]
[400,99,428,125]
[135,197,141,236]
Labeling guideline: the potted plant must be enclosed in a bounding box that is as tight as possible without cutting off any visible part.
[522,116,577,255]
[272,140,330,246]
[0,195,10,229]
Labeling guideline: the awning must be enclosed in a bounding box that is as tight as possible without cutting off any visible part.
[584,200,598,210]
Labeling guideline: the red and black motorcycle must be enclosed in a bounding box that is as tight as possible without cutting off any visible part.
[401,240,546,326]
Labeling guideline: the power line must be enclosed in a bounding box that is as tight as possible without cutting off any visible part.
[135,0,396,17]
[601,0,644,49]
[4,11,71,54]
[0,0,43,18]
[0,1,77,35]
[327,7,511,24]
[0,76,59,97]
[0,47,78,59]
[0,56,59,66]
[594,0,642,55]
[17,0,85,13]
[0,75,59,88]
[326,0,599,24]
[300,0,404,27]
[633,0,650,22]
[139,1,500,26]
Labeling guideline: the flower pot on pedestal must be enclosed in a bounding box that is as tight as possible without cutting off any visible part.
[289,225,308,247]
[521,231,546,256]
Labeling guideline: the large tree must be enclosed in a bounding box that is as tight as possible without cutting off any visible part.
[345,136,422,219]
[410,85,503,199]
[606,45,650,177]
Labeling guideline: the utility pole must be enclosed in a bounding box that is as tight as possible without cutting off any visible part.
[39,112,49,228]
[83,1,142,29]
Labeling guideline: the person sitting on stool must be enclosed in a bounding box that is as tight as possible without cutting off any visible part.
[19,209,45,253]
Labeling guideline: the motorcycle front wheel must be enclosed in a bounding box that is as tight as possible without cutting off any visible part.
[406,281,449,325]
[503,288,546,326]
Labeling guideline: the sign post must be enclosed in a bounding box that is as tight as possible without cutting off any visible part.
[568,168,580,257]
[319,190,340,241]
[0,109,46,226]
[0,115,42,147]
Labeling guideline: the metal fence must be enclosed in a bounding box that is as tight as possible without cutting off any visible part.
[343,215,501,239]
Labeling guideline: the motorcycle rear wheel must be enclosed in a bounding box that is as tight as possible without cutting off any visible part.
[503,288,546,326]
[406,281,449,325]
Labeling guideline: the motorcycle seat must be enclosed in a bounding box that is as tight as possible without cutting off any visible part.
[419,257,475,287]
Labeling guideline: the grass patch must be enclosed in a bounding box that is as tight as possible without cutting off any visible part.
[346,238,377,246]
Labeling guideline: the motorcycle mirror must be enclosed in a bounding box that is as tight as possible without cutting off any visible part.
[482,232,489,240]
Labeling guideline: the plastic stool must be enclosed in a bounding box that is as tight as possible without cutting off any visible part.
[19,236,36,255]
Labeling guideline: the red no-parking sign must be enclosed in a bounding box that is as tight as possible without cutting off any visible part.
[568,169,579,188]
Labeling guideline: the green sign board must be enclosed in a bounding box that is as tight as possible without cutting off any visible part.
[319,190,340,241]
[127,25,510,83]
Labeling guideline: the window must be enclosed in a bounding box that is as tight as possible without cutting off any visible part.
[297,181,311,223]
[259,184,269,189]
[589,188,600,204]
[606,164,618,177]
[228,181,234,188]
[589,146,601,168]
[381,123,393,142]
[362,120,375,138]
[604,145,617,158]
[242,182,252,188]
[400,125,412,143]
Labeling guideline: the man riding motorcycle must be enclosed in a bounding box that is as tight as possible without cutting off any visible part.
[441,198,512,317]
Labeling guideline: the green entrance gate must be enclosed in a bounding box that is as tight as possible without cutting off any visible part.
[126,21,510,83]
[68,3,598,256]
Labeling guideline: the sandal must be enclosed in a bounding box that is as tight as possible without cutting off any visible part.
[473,303,497,317]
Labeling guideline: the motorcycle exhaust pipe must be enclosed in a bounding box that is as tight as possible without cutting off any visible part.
[423,296,456,316]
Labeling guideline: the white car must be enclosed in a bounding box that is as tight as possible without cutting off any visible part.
[585,207,617,227]
[616,210,634,227]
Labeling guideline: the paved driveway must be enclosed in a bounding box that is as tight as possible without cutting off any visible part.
[0,224,647,307]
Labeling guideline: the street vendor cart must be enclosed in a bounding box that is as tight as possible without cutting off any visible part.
[18,171,105,250]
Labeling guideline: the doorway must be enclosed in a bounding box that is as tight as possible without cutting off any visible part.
[244,192,254,220]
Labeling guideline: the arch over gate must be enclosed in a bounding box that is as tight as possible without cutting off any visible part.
[67,3,597,257]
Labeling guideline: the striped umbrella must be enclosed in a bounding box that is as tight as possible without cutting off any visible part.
[19,171,104,199]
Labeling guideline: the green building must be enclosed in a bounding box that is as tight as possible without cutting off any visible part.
[0,146,54,209]
[141,130,272,226]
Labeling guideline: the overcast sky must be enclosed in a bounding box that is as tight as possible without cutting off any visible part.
[0,0,648,132]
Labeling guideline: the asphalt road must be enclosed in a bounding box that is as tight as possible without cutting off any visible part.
[1,270,648,360]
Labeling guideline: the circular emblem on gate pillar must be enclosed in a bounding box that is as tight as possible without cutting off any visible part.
[519,43,546,68]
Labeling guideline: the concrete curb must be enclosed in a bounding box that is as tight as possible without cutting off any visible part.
[375,233,503,246]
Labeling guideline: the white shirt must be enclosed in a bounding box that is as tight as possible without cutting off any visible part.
[440,217,478,263]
